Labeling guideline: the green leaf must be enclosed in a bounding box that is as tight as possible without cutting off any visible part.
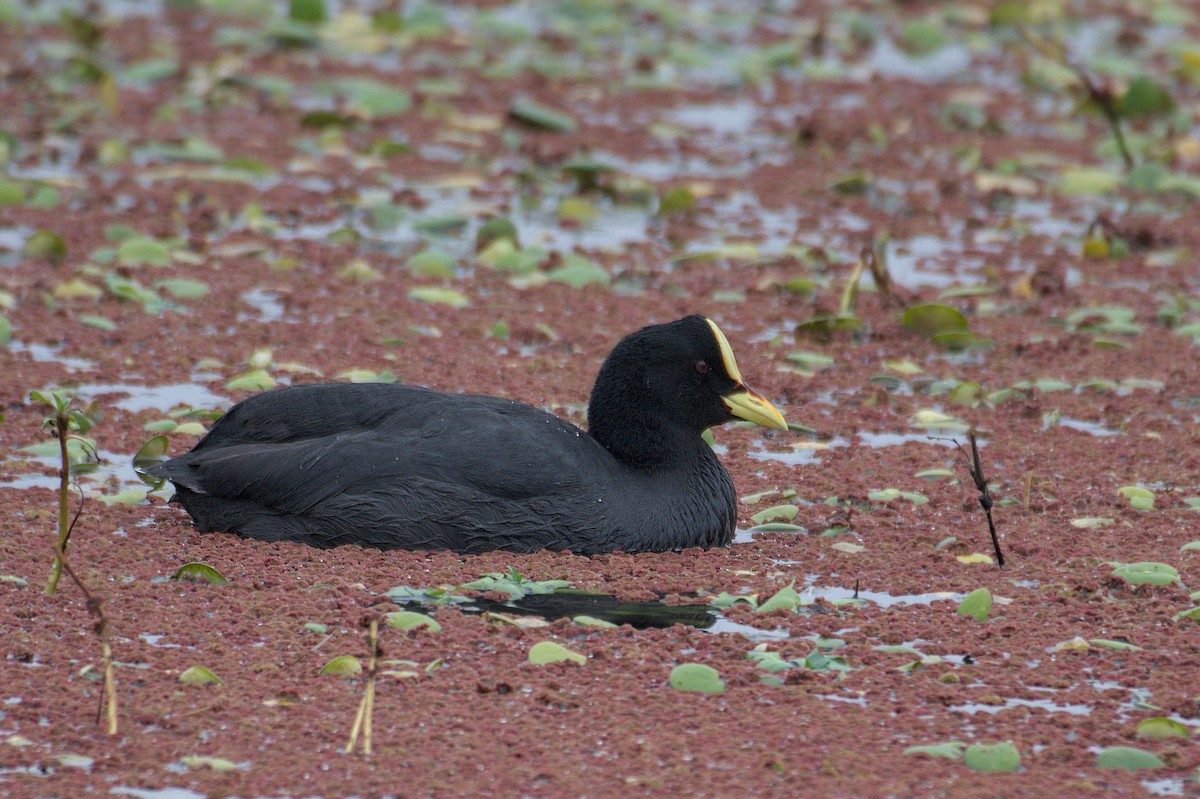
[225,369,276,391]
[1095,746,1165,770]
[0,178,24,204]
[408,286,470,308]
[668,663,725,694]
[338,77,411,118]
[1136,717,1189,739]
[956,588,991,621]
[172,562,229,586]
[289,0,326,23]
[1120,76,1175,118]
[749,504,798,524]
[1110,562,1179,586]
[509,98,577,133]
[23,229,67,261]
[117,237,172,267]
[319,655,362,675]
[1058,168,1122,196]
[95,488,148,505]
[657,185,696,215]
[963,742,1020,772]
[546,255,610,288]
[904,741,966,759]
[154,278,209,299]
[179,665,223,685]
[528,641,586,665]
[903,305,971,338]
[0,313,10,344]
[756,584,803,613]
[407,249,458,278]
[1117,486,1154,510]
[572,615,617,628]
[384,611,441,632]
[1088,638,1142,651]
[1172,606,1200,622]
[901,18,949,55]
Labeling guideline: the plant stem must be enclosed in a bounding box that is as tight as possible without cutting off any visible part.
[45,411,70,595]
[345,619,379,755]
[57,544,118,735]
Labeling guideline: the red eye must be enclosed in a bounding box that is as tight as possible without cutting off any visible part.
[695,360,709,374]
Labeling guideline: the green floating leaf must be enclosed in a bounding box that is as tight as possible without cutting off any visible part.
[572,615,617,628]
[963,742,1020,772]
[956,588,991,621]
[0,178,24,205]
[0,313,11,345]
[96,488,148,506]
[509,97,577,133]
[117,237,172,267]
[179,665,223,686]
[1088,638,1142,651]
[668,663,725,694]
[225,369,276,391]
[826,171,872,194]
[1095,746,1165,770]
[528,641,586,665]
[901,18,949,55]
[708,592,758,609]
[384,611,441,633]
[1136,717,1189,739]
[172,562,229,586]
[1173,606,1200,623]
[23,229,67,261]
[657,185,696,215]
[408,286,470,308]
[904,741,965,759]
[155,278,209,299]
[1117,486,1154,510]
[319,655,362,676]
[1181,541,1200,551]
[1110,562,1179,587]
[407,249,458,279]
[1058,168,1122,196]
[756,584,803,613]
[337,77,411,118]
[902,303,969,338]
[749,504,798,524]
[546,255,610,288]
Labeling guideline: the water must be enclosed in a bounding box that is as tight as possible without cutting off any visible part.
[8,342,97,371]
[1047,416,1123,437]
[71,382,227,413]
[950,697,1093,716]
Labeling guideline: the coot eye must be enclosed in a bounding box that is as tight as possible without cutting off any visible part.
[695,360,709,374]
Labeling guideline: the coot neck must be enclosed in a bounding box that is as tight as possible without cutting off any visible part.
[587,409,713,472]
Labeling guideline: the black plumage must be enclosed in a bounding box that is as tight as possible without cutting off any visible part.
[149,315,788,553]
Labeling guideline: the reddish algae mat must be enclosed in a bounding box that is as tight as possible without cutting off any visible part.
[1,1,1199,797]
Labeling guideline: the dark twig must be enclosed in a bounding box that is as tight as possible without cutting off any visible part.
[954,431,1005,568]
[1019,27,1135,171]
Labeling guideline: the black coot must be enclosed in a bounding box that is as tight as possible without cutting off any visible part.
[149,315,788,553]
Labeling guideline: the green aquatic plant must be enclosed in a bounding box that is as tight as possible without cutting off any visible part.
[31,390,99,595]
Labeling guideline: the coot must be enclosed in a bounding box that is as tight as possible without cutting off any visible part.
[150,315,787,553]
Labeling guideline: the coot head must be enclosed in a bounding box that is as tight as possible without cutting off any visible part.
[587,315,786,466]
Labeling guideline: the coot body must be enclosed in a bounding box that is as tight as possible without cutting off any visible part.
[150,315,787,553]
